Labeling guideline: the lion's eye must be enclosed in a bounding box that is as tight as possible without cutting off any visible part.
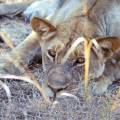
[73,57,85,66]
[77,57,85,64]
[48,49,56,58]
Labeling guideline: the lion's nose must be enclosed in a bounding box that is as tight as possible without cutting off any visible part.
[48,68,72,90]
[48,72,71,90]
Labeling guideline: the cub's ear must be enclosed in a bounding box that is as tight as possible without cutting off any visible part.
[31,17,57,34]
[96,36,120,59]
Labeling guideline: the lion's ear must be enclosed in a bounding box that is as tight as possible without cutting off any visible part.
[96,37,120,59]
[31,17,57,34]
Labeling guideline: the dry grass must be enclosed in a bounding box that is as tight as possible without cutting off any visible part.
[0,31,51,103]
[84,38,92,97]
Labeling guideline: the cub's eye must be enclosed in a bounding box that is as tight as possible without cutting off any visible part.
[73,57,85,66]
[48,49,56,58]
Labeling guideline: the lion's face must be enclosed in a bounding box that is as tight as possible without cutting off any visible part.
[31,17,120,100]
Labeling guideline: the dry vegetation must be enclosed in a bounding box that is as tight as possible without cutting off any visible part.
[0,0,120,120]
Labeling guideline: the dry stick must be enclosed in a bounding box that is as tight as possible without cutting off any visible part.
[0,80,11,103]
[0,31,51,103]
[84,39,92,98]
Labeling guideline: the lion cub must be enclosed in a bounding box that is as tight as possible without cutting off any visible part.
[31,17,120,99]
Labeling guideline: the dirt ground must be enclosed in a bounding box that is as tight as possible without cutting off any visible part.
[0,12,120,120]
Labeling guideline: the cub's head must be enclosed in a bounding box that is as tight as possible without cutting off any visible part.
[31,17,120,100]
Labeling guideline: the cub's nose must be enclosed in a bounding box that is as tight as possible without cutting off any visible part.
[47,66,72,91]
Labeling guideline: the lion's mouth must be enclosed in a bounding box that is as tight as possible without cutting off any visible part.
[47,84,67,100]
[44,84,79,102]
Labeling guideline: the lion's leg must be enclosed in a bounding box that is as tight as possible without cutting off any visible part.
[0,31,41,74]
